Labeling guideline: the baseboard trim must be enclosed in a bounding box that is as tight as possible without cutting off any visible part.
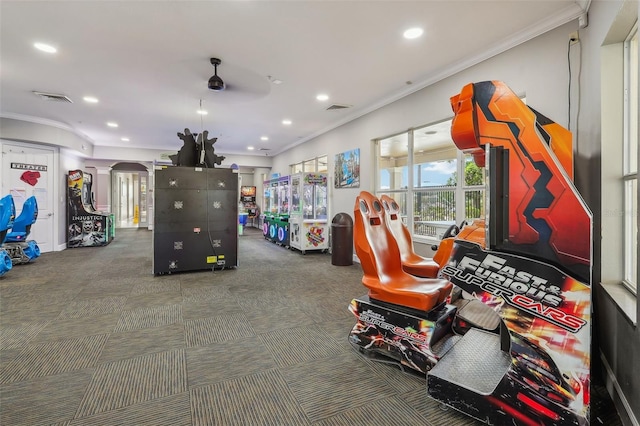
[600,351,639,426]
[56,243,67,251]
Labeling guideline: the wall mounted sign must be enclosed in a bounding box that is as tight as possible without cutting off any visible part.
[11,163,47,172]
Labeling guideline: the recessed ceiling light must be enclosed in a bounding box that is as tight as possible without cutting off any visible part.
[247,146,255,151]
[197,110,208,115]
[260,136,269,141]
[316,94,329,101]
[34,42,57,53]
[83,96,99,103]
[107,122,118,128]
[282,119,292,125]
[403,27,424,39]
[121,137,130,142]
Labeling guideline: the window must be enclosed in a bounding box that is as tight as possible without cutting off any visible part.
[375,120,485,241]
[623,24,638,294]
[291,163,303,174]
[290,155,328,174]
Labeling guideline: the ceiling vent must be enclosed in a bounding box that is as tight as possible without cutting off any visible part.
[259,148,271,151]
[32,91,73,103]
[326,103,351,111]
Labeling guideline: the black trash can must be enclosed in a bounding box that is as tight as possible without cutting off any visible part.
[331,213,353,266]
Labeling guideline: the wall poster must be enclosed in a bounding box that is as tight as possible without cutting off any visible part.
[334,148,360,188]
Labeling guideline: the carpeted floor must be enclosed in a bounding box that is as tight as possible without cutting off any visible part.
[0,227,621,425]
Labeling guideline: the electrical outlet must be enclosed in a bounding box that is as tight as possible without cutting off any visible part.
[569,31,579,45]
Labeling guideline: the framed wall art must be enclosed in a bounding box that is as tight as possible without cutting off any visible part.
[334,148,360,188]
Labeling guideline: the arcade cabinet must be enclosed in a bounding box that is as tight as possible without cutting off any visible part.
[348,81,591,426]
[240,185,257,231]
[153,166,238,274]
[262,175,291,247]
[289,173,329,254]
[67,170,114,248]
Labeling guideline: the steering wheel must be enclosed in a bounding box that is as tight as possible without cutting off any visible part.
[441,224,460,240]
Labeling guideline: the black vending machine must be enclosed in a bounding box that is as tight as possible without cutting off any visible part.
[153,166,238,274]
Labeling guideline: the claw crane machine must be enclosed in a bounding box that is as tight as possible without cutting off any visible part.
[289,173,329,253]
[262,177,277,242]
[262,175,291,247]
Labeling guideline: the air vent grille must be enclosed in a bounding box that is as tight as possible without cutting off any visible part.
[32,91,73,103]
[259,148,271,151]
[326,103,351,110]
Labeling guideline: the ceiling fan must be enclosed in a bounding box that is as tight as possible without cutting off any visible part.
[208,58,225,91]
[204,56,271,101]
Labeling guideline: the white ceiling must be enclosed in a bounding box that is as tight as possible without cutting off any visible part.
[0,1,587,158]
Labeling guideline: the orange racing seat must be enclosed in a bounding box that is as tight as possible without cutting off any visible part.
[379,195,441,278]
[354,191,452,312]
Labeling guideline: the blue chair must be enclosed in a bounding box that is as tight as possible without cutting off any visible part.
[6,196,38,242]
[0,195,16,276]
[4,196,41,263]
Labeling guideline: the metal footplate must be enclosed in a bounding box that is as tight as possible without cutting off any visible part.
[455,299,501,331]
[427,328,511,423]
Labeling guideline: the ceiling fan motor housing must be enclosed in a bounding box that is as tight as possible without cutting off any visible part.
[208,57,225,91]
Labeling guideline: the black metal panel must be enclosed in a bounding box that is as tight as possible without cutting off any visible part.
[154,189,208,223]
[153,166,238,274]
[154,167,210,189]
[153,166,239,191]
[208,171,238,192]
[488,146,509,250]
[153,232,237,274]
[154,190,237,224]
[154,220,235,234]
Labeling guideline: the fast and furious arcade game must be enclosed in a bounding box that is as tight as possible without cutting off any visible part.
[428,81,592,425]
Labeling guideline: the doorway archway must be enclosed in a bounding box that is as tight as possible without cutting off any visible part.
[111,162,149,229]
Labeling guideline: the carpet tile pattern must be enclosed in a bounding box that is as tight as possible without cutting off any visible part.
[190,369,309,426]
[0,369,94,426]
[114,303,182,332]
[0,321,49,349]
[0,334,107,384]
[75,349,187,417]
[68,393,191,426]
[183,313,255,347]
[186,336,277,387]
[259,325,343,368]
[0,227,622,425]
[58,296,128,319]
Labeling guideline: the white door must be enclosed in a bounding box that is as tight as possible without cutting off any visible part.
[1,143,56,252]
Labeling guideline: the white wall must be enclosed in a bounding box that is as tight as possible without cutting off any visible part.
[58,149,84,249]
[273,20,580,221]
[0,117,94,157]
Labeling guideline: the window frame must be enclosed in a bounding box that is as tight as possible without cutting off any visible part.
[374,121,486,244]
[622,22,638,295]
[290,155,328,175]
